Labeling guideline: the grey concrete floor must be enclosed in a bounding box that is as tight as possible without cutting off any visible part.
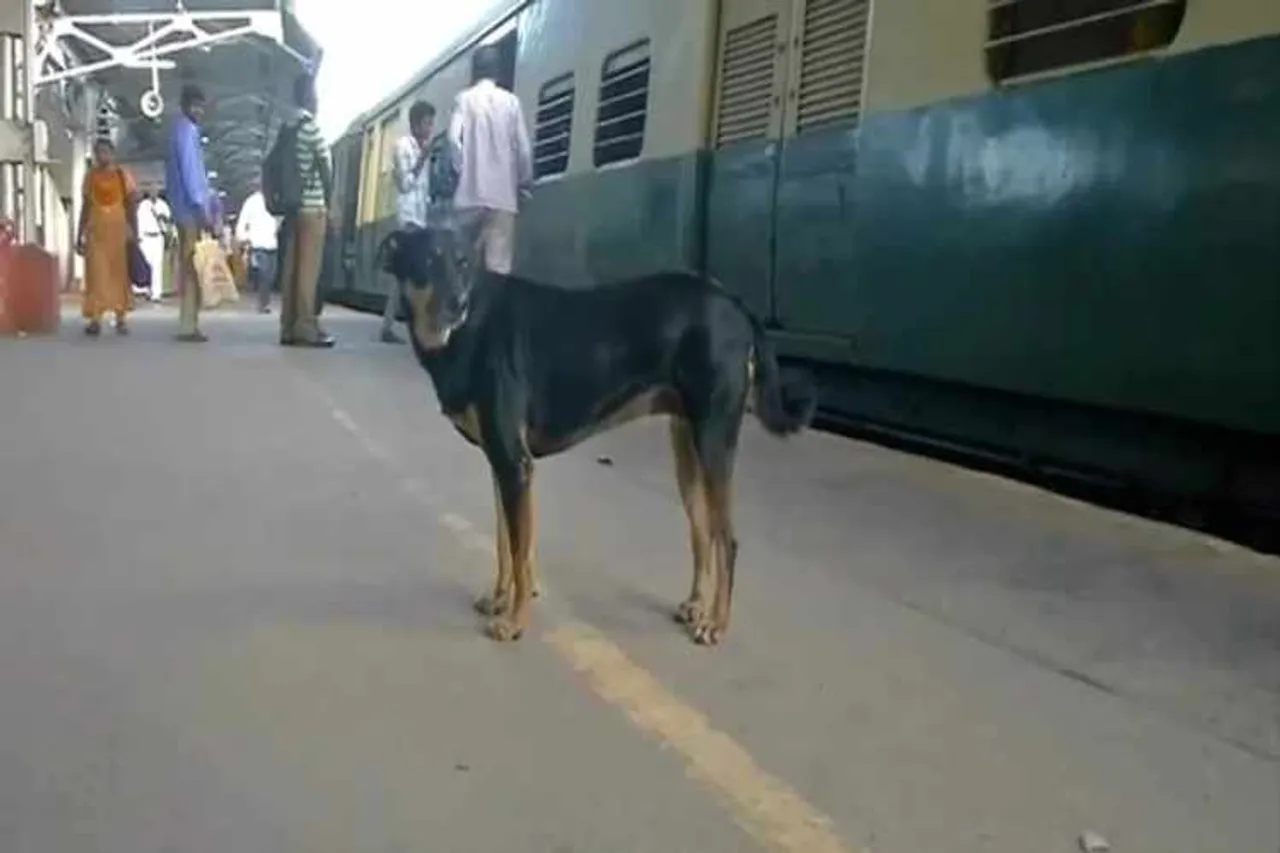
[1,301,1277,853]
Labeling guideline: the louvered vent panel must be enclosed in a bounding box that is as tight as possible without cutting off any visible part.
[534,73,574,178]
[593,40,651,166]
[796,0,870,132]
[715,14,778,147]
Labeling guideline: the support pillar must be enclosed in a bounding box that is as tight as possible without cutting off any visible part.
[0,0,59,334]
[68,131,86,288]
[20,0,35,245]
[0,0,37,245]
[0,26,20,228]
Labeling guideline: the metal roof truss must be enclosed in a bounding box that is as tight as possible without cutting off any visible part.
[34,7,307,87]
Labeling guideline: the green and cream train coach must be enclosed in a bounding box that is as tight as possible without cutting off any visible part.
[326,0,1280,514]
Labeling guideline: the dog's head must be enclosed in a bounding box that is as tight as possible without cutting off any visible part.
[389,225,477,351]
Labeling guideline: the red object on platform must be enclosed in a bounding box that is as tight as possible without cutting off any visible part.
[0,242,61,336]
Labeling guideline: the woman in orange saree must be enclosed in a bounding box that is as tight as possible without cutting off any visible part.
[76,137,139,336]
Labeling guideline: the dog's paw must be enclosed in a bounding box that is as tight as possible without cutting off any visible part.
[474,595,508,617]
[486,617,525,642]
[688,618,725,647]
[674,598,706,626]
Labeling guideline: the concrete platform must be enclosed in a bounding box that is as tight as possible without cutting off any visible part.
[2,301,1278,853]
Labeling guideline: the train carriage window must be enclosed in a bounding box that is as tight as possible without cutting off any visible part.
[593,39,651,167]
[986,0,1187,83]
[534,73,575,179]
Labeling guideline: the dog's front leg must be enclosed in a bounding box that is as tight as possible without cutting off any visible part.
[475,474,514,617]
[482,411,536,642]
[487,462,534,642]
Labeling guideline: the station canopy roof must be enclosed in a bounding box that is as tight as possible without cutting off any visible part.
[41,0,321,210]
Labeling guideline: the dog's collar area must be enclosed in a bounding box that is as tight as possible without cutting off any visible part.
[435,301,470,344]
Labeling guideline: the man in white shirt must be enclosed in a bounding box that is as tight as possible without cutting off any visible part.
[447,44,533,276]
[234,179,281,314]
[382,99,436,344]
[135,190,171,302]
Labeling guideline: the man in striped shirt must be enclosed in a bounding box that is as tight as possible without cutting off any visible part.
[277,74,335,348]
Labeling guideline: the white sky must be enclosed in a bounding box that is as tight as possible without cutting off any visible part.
[295,0,504,140]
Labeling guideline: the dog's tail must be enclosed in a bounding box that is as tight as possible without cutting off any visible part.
[746,309,818,437]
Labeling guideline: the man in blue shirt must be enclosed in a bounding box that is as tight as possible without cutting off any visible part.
[165,84,214,342]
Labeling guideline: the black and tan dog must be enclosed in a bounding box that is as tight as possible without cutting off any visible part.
[378,226,817,645]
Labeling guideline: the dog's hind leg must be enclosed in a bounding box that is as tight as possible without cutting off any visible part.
[686,397,746,647]
[475,474,514,617]
[528,488,543,600]
[700,468,739,646]
[670,417,713,627]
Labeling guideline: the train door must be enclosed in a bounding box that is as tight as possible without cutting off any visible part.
[355,121,382,290]
[322,137,346,295]
[494,26,519,90]
[770,0,870,338]
[335,135,363,291]
[372,113,401,298]
[704,0,794,324]
[475,16,519,90]
[340,136,361,290]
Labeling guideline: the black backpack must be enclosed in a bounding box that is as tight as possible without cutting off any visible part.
[263,121,302,216]
[427,130,460,203]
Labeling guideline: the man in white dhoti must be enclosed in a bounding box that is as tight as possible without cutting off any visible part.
[136,190,171,302]
[234,180,281,314]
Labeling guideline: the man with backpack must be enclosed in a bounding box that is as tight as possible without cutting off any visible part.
[263,74,335,348]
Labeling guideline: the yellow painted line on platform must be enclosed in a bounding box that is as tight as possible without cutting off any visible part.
[544,619,861,853]
[306,375,862,853]
[432,506,860,853]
